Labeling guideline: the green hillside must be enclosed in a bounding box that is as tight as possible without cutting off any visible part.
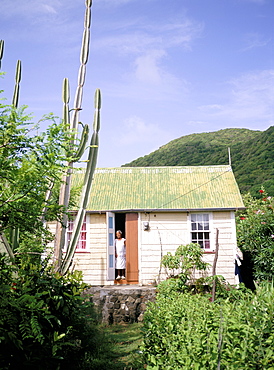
[123,127,274,196]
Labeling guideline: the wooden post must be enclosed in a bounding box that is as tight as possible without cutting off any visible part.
[211,228,219,302]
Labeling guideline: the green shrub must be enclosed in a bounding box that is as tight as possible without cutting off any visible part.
[141,282,274,369]
[161,243,209,285]
[0,254,106,369]
[236,190,274,281]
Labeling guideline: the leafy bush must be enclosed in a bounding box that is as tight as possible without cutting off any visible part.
[237,190,274,281]
[158,243,210,298]
[0,254,106,369]
[141,282,274,369]
[0,103,71,239]
[161,243,209,284]
[194,275,249,302]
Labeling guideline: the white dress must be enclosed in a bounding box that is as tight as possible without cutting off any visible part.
[115,238,126,269]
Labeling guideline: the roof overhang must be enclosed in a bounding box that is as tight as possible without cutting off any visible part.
[83,207,246,213]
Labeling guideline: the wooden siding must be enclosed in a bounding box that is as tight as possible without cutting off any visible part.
[72,214,107,285]
[139,211,237,285]
[139,212,189,285]
[47,215,109,286]
[47,210,238,286]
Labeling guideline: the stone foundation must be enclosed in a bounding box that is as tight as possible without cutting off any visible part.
[85,286,156,324]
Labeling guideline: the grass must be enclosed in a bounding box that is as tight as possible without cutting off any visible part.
[96,322,144,370]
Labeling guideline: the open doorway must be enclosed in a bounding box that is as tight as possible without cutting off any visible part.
[115,213,126,237]
[112,212,139,285]
[114,213,126,281]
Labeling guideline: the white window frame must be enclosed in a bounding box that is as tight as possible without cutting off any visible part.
[65,212,90,252]
[188,212,213,251]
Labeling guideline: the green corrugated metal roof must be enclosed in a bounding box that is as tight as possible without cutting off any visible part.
[71,166,245,212]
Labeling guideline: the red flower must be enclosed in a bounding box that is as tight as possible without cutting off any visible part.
[262,198,267,201]
[240,217,246,220]
[259,190,264,193]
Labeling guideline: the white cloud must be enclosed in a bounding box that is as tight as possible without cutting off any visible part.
[0,0,86,46]
[92,17,203,55]
[91,15,202,92]
[229,70,274,114]
[197,70,274,127]
[198,104,223,112]
[186,120,209,129]
[149,20,204,51]
[242,33,271,51]
[134,50,166,84]
[0,0,63,18]
[120,115,171,145]
[92,32,162,55]
[97,0,136,5]
[242,0,265,3]
[41,4,58,15]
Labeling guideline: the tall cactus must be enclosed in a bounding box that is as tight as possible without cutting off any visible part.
[0,0,101,272]
[54,0,102,273]
[71,0,92,133]
[9,59,22,253]
[60,88,101,274]
[54,77,71,264]
[54,76,89,265]
[0,40,4,70]
[12,60,21,108]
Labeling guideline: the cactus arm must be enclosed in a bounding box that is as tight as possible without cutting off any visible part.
[12,60,21,108]
[10,227,20,251]
[4,59,22,254]
[60,89,101,275]
[0,40,4,70]
[83,89,101,187]
[54,78,72,265]
[72,124,89,161]
[71,0,91,132]
[62,77,70,125]
[0,233,15,261]
[41,181,54,224]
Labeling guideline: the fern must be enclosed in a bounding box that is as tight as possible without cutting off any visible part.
[19,320,32,341]
[30,315,44,344]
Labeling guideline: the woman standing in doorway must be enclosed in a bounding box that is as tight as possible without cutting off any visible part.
[115,230,126,280]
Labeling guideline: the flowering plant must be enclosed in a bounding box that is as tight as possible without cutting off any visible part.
[236,190,274,281]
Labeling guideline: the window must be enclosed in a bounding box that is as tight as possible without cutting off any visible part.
[190,214,210,249]
[67,213,87,251]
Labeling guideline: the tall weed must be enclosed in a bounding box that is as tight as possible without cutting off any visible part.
[142,283,274,369]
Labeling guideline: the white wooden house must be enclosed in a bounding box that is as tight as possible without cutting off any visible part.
[51,165,245,286]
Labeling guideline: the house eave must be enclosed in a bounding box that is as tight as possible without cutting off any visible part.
[84,207,246,213]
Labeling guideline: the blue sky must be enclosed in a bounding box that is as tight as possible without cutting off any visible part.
[1,0,273,167]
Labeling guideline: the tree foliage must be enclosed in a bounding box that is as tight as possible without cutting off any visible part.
[0,101,72,256]
[236,190,274,281]
[123,126,274,197]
